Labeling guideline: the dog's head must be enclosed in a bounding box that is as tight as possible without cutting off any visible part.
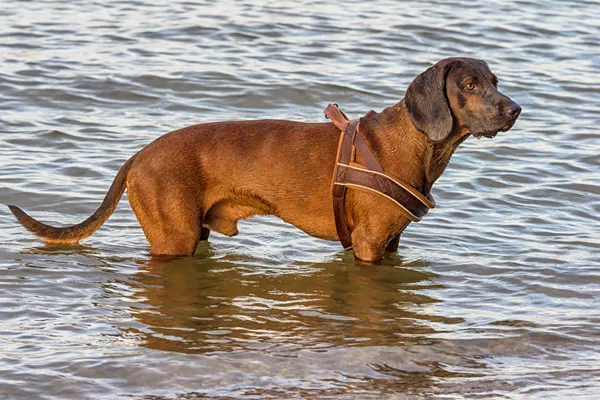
[405,57,521,142]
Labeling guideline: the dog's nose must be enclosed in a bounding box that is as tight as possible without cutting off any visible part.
[506,102,522,118]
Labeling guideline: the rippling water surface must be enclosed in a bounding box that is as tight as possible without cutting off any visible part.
[1,0,599,398]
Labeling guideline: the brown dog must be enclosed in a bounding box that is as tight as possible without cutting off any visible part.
[9,57,521,262]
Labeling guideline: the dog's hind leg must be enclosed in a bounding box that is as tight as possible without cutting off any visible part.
[126,180,203,257]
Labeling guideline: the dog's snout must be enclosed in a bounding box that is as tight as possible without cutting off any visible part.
[506,102,522,118]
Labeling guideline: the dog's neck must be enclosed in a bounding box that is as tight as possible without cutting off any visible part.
[359,100,469,195]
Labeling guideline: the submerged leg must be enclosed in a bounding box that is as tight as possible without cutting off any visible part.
[351,226,388,264]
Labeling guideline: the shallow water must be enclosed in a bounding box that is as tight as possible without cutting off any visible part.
[1,0,599,398]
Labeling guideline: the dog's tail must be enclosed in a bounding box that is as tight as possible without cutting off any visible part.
[8,155,137,244]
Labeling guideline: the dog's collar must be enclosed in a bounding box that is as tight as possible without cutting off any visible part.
[324,103,435,250]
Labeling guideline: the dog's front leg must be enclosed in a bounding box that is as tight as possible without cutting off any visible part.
[351,226,389,264]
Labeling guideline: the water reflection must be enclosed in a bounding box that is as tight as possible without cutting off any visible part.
[123,254,459,355]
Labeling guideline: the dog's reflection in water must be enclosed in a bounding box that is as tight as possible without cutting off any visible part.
[122,255,452,354]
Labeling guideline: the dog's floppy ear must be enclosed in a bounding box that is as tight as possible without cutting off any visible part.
[405,60,456,142]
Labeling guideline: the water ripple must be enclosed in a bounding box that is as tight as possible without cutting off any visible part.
[1,0,600,398]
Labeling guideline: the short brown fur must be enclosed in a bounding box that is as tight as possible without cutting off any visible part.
[8,58,521,262]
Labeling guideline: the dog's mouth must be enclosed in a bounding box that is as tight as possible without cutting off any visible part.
[500,119,517,132]
[473,118,518,140]
[473,131,498,140]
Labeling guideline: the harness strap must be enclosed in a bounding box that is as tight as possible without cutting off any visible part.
[332,123,358,248]
[333,164,433,222]
[324,103,349,131]
[354,132,383,173]
[324,103,436,250]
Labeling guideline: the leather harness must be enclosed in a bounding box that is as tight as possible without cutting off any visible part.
[324,103,436,249]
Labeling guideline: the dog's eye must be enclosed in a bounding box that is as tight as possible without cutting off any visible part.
[464,82,475,91]
[493,79,499,87]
